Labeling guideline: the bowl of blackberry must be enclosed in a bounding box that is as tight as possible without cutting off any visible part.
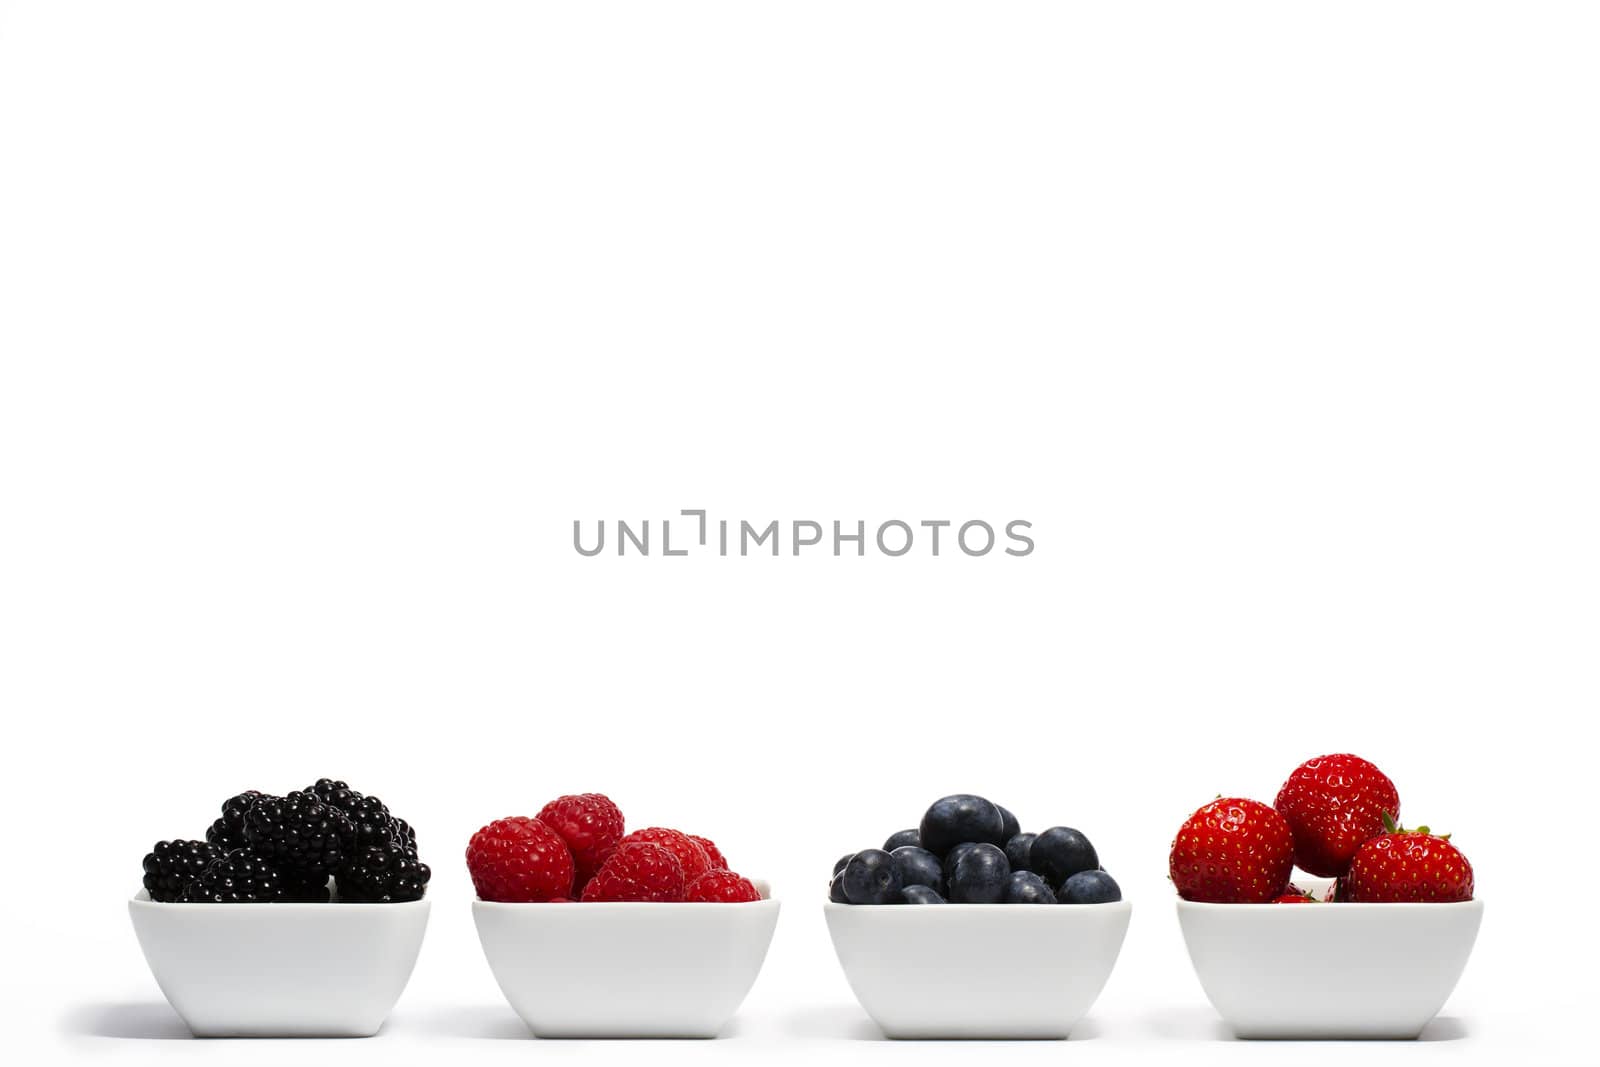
[129,778,432,1037]
[824,794,1131,1039]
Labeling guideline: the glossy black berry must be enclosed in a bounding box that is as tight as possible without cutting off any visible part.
[338,840,430,902]
[1005,870,1057,904]
[842,849,902,905]
[900,884,946,905]
[883,828,921,851]
[834,853,856,876]
[948,842,1010,903]
[890,845,943,890]
[919,794,1007,856]
[142,839,222,902]
[1031,826,1099,888]
[182,849,285,903]
[205,791,263,852]
[244,791,349,875]
[829,872,849,903]
[1059,869,1121,904]
[281,870,332,903]
[1005,832,1037,872]
[997,805,1020,842]
[306,778,414,856]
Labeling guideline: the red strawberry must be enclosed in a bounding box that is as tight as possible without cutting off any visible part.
[536,793,625,887]
[1343,815,1474,902]
[689,834,728,870]
[466,816,575,902]
[1169,797,1294,903]
[1274,754,1400,877]
[619,828,712,883]
[1272,891,1316,903]
[684,870,761,902]
[581,841,686,902]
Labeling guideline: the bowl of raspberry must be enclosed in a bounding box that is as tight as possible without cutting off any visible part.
[823,795,1132,1039]
[128,780,432,1037]
[467,795,780,1038]
[1170,755,1484,1039]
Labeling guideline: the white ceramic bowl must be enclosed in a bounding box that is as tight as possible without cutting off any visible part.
[471,882,780,1038]
[1176,878,1483,1039]
[824,901,1132,1039]
[128,891,430,1037]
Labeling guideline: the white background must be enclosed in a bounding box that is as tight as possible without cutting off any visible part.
[2,1,1597,1064]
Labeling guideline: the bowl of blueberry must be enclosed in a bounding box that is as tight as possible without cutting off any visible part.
[824,794,1131,1039]
[128,779,431,1037]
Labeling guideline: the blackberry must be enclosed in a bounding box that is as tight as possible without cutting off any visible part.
[338,840,431,902]
[281,869,333,903]
[182,849,285,903]
[205,790,264,851]
[142,839,222,902]
[306,778,417,857]
[244,791,349,875]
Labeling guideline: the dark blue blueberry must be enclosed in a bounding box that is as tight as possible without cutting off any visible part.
[899,884,946,905]
[890,845,943,890]
[942,841,982,880]
[1004,870,1057,904]
[829,872,849,903]
[834,853,856,876]
[842,848,903,905]
[883,828,921,851]
[919,795,1006,856]
[1031,826,1099,887]
[1005,832,1037,872]
[1059,869,1121,904]
[997,805,1021,841]
[948,842,1010,903]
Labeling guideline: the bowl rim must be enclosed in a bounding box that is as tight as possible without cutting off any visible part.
[131,889,431,910]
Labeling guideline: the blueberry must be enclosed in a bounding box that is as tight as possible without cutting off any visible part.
[883,828,920,851]
[834,853,856,876]
[920,795,1006,856]
[942,841,982,880]
[948,842,1010,903]
[1059,869,1121,904]
[900,884,946,905]
[1005,832,1037,872]
[891,846,943,890]
[1004,870,1057,904]
[829,872,849,903]
[1031,827,1099,887]
[997,805,1021,841]
[842,849,903,905]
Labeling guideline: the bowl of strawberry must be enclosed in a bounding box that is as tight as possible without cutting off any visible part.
[824,794,1131,1039]
[466,793,779,1038]
[1170,754,1483,1040]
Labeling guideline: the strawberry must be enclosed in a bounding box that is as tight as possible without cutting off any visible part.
[1272,890,1317,903]
[1169,797,1295,903]
[1273,753,1399,877]
[1342,814,1474,902]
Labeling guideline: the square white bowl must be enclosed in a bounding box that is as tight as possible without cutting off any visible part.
[824,901,1132,1039]
[128,891,430,1037]
[471,881,780,1038]
[1176,878,1483,1039]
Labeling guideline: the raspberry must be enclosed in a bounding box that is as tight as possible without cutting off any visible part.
[467,817,575,902]
[580,841,685,902]
[689,834,728,870]
[685,870,760,903]
[619,827,711,883]
[536,793,625,886]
